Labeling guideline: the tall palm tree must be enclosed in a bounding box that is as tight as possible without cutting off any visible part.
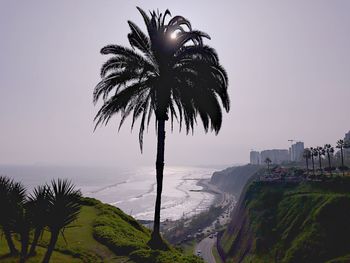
[42,179,81,263]
[93,7,229,246]
[303,148,311,176]
[324,144,334,176]
[336,139,349,176]
[27,185,50,256]
[316,146,325,175]
[310,147,316,175]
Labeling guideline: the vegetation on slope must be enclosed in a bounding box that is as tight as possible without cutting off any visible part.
[1,197,202,263]
[219,177,350,263]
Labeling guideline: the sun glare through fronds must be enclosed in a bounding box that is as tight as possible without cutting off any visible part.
[170,31,178,39]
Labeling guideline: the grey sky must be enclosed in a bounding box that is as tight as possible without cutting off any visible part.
[0,0,349,167]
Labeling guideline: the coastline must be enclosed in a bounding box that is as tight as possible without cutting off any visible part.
[140,177,231,231]
[196,178,226,207]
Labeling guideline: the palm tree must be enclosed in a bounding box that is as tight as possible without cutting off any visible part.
[0,176,21,255]
[27,185,50,256]
[310,147,316,175]
[93,7,229,246]
[42,179,81,263]
[336,139,349,176]
[303,148,311,176]
[316,146,325,175]
[265,157,272,172]
[324,144,334,176]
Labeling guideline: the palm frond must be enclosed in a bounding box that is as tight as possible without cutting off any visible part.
[127,21,151,55]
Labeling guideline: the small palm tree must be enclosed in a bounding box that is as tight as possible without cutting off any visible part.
[324,144,334,176]
[27,185,50,256]
[16,200,32,263]
[93,7,229,246]
[0,176,23,255]
[303,148,311,176]
[42,179,81,263]
[265,157,272,172]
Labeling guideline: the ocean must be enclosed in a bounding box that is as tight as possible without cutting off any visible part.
[0,165,218,221]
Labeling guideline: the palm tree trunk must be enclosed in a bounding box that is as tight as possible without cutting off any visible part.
[42,230,59,263]
[311,156,315,175]
[3,226,18,255]
[341,148,344,176]
[306,158,309,175]
[20,231,29,263]
[29,228,41,256]
[319,156,322,174]
[151,119,166,245]
[327,153,332,176]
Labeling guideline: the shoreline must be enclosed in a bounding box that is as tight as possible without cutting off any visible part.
[196,178,226,207]
[139,177,231,230]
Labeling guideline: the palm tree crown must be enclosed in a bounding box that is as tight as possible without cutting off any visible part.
[93,7,230,150]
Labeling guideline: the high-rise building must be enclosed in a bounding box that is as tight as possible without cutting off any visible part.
[250,151,260,165]
[290,142,304,162]
[345,131,350,142]
[260,149,290,164]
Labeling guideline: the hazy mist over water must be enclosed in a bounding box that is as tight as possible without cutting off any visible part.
[1,0,349,168]
[0,164,219,221]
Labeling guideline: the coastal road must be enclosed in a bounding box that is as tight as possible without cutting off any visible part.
[195,236,217,263]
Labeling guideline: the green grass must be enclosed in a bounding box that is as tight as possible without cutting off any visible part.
[1,197,201,263]
[179,239,197,256]
[0,240,82,263]
[212,244,223,263]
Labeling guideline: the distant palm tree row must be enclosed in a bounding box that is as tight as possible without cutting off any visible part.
[0,177,81,263]
[303,139,350,177]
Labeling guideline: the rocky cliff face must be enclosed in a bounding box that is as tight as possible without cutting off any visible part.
[210,164,261,196]
[218,178,350,263]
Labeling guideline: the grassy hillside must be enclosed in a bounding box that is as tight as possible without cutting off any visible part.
[0,197,202,263]
[218,177,350,263]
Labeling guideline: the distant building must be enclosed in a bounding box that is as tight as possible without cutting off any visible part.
[290,142,304,162]
[261,149,290,164]
[250,151,260,165]
[345,131,350,142]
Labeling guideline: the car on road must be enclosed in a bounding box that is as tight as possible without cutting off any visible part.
[196,250,202,256]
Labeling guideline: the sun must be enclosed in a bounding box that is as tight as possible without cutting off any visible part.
[170,31,178,39]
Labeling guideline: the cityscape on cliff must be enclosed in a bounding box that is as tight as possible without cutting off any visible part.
[1,1,350,263]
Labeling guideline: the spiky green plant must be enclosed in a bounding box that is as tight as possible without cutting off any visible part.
[41,179,81,263]
[0,176,26,255]
[27,185,51,256]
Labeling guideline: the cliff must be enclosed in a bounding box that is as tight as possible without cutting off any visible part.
[210,164,261,196]
[218,178,350,263]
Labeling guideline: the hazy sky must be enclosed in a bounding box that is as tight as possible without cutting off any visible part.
[1,0,349,167]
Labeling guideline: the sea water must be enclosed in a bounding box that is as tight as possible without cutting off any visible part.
[0,165,216,221]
